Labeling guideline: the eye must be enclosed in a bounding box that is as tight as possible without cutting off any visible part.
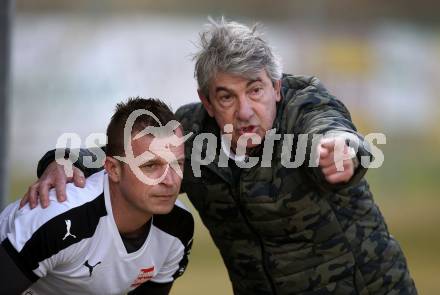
[249,87,263,98]
[217,93,235,107]
[141,163,158,171]
[220,94,232,102]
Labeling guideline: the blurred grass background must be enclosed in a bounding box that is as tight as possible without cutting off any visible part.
[5,0,440,294]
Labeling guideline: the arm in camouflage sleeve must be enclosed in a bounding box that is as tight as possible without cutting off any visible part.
[37,147,107,178]
[291,78,372,190]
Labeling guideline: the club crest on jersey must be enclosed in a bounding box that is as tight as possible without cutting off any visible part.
[131,266,155,287]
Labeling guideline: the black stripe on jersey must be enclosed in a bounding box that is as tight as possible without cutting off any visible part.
[20,193,107,272]
[153,205,194,251]
[153,205,194,280]
[1,238,39,283]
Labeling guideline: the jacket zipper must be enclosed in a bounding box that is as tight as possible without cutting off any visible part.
[234,174,277,295]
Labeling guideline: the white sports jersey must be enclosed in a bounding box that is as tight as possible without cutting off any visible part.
[0,171,194,295]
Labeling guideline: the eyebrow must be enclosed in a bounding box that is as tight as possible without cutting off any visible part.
[246,78,263,87]
[215,86,232,94]
[214,78,263,94]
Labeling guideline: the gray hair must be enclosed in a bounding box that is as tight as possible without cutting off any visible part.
[194,17,283,98]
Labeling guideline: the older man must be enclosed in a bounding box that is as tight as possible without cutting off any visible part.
[23,19,416,294]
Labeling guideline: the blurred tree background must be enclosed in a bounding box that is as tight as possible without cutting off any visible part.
[5,0,440,294]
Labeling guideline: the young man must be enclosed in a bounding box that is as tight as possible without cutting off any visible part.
[0,98,194,294]
[23,19,416,294]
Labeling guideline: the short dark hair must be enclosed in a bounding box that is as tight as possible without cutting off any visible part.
[106,97,176,157]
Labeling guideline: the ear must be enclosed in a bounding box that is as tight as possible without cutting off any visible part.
[273,80,282,102]
[198,89,215,117]
[104,157,122,182]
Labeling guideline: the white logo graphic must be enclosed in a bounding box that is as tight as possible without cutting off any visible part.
[62,219,77,240]
[114,109,192,185]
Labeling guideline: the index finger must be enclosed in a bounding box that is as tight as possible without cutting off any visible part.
[320,138,336,151]
[20,190,30,209]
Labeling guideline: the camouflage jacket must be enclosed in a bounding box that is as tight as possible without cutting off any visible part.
[176,75,417,294]
[36,75,417,295]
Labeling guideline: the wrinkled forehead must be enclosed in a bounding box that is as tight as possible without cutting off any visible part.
[210,68,268,87]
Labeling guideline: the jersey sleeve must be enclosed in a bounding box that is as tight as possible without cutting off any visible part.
[151,201,194,283]
[0,201,39,287]
[0,200,57,282]
[151,238,193,283]
[0,193,88,281]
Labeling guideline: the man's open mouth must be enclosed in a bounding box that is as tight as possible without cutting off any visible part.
[237,126,257,135]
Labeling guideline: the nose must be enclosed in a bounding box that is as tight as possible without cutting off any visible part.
[161,164,181,187]
[236,96,254,122]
